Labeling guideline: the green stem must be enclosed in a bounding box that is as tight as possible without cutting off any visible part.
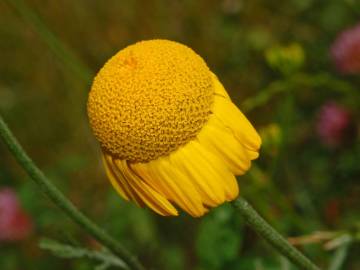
[328,243,349,270]
[0,115,145,270]
[232,197,320,270]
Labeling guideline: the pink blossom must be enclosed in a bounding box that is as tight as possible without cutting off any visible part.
[316,102,356,148]
[0,188,33,242]
[330,23,360,74]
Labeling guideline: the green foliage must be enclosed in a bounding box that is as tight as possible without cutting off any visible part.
[265,43,305,75]
[39,238,127,269]
[196,205,243,269]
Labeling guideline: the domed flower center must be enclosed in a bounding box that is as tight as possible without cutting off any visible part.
[87,40,214,162]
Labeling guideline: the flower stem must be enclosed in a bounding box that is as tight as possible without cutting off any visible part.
[328,244,349,270]
[232,197,320,270]
[0,115,145,270]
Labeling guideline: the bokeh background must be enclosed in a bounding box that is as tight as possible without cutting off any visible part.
[0,0,359,269]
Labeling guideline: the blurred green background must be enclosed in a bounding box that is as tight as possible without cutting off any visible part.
[0,0,359,269]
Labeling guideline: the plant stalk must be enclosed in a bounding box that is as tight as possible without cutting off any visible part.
[232,197,320,270]
[0,115,145,270]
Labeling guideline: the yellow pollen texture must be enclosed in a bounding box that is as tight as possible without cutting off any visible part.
[87,40,214,162]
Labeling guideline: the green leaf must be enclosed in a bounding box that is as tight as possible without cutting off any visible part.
[39,238,127,269]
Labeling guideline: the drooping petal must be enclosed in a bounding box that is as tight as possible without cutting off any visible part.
[102,154,130,201]
[212,73,230,99]
[104,154,148,207]
[115,160,178,216]
[104,153,178,216]
[196,115,252,175]
[212,92,261,155]
[197,144,239,201]
[132,158,207,217]
[169,139,239,206]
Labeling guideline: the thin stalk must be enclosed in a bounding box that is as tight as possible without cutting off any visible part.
[0,115,146,270]
[328,244,350,270]
[232,197,320,270]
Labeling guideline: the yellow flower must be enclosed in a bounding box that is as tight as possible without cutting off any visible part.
[87,40,261,217]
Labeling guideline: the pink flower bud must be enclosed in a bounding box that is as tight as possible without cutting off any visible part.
[330,23,360,74]
[316,102,356,148]
[0,188,33,242]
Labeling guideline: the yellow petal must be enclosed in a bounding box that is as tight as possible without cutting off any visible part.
[212,94,261,153]
[102,153,130,201]
[133,158,207,217]
[197,116,252,175]
[103,153,144,207]
[212,73,230,99]
[197,144,239,201]
[170,139,238,206]
[105,155,144,207]
[116,160,178,216]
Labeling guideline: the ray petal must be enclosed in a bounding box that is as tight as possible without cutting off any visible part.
[116,160,178,216]
[212,94,262,153]
[132,158,207,217]
[197,116,252,175]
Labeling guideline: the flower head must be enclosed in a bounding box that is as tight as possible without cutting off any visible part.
[87,40,261,217]
[316,102,356,148]
[0,188,33,242]
[330,23,360,74]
